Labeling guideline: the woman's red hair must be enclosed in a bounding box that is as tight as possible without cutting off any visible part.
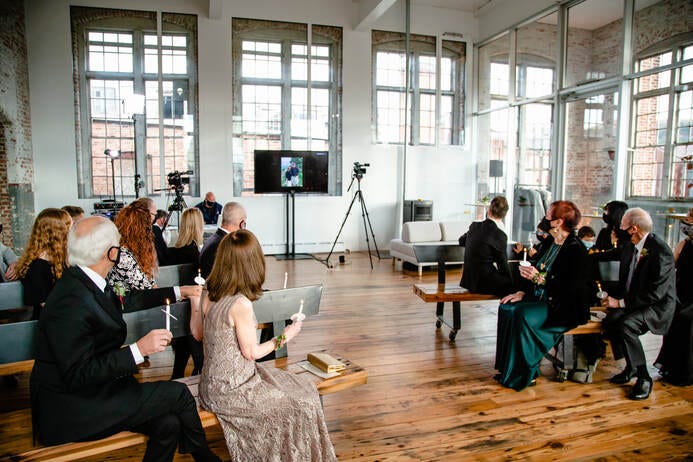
[114,198,156,278]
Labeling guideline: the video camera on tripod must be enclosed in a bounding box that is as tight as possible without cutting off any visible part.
[352,162,370,179]
[167,170,193,192]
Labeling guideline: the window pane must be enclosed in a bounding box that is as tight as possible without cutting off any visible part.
[440,57,452,91]
[525,66,554,98]
[419,93,435,144]
[243,46,282,79]
[520,103,553,191]
[631,94,669,197]
[439,95,452,145]
[637,52,672,92]
[670,144,693,198]
[419,55,436,90]
[478,34,510,111]
[376,52,405,87]
[88,32,133,73]
[376,90,405,143]
[516,11,557,99]
[242,85,282,135]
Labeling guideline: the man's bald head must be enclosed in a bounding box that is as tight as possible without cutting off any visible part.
[220,202,246,232]
[205,192,216,202]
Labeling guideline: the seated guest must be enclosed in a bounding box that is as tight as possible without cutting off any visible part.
[459,195,514,296]
[495,201,591,391]
[594,200,629,258]
[61,205,85,222]
[513,217,553,262]
[107,198,200,311]
[198,230,336,461]
[30,216,219,462]
[0,223,19,281]
[199,201,246,279]
[168,208,205,379]
[655,207,693,386]
[152,209,169,266]
[578,225,596,250]
[16,208,72,319]
[195,192,222,225]
[603,208,676,400]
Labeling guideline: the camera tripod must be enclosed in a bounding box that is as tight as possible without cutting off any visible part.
[323,174,381,269]
[164,186,187,229]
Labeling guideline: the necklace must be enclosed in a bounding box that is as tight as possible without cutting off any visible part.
[538,243,562,271]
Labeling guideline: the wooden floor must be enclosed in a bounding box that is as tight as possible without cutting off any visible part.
[1,252,692,461]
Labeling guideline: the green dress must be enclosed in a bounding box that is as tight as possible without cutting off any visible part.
[494,243,568,391]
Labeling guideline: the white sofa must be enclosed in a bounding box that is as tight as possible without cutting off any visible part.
[389,221,468,276]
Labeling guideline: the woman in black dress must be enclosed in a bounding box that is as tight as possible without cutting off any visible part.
[495,201,592,390]
[16,208,72,319]
[167,207,205,378]
[655,207,693,385]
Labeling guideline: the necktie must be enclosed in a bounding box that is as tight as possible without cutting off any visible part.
[626,248,639,292]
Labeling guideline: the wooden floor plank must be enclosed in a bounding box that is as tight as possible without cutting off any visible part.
[0,252,691,461]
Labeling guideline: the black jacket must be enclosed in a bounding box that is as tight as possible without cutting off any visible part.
[459,219,514,296]
[199,228,227,278]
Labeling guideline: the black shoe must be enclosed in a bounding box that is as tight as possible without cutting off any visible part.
[610,368,636,384]
[628,376,653,400]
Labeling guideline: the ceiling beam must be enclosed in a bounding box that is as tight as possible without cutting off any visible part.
[354,0,398,31]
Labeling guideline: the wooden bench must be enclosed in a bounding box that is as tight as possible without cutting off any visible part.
[14,352,366,462]
[546,308,606,382]
[413,283,497,341]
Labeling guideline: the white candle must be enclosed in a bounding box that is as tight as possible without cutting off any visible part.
[165,298,171,331]
[283,272,288,289]
[523,248,527,262]
[299,299,304,314]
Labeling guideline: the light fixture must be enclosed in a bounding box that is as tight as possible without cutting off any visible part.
[122,94,146,198]
[104,149,121,202]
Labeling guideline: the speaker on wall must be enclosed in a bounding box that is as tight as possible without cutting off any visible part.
[489,160,503,178]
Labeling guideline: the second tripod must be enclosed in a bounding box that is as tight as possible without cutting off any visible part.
[323,162,381,269]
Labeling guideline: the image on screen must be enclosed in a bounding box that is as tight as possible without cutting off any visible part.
[281,157,303,188]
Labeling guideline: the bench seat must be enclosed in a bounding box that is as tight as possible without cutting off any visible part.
[15,352,366,462]
[413,283,498,341]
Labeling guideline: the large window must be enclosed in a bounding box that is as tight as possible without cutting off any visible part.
[630,40,693,199]
[71,7,198,199]
[232,19,342,196]
[372,31,465,145]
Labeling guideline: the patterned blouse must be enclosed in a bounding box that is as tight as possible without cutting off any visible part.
[106,246,155,291]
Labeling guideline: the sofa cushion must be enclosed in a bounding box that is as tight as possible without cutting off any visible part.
[402,221,441,243]
[440,221,468,242]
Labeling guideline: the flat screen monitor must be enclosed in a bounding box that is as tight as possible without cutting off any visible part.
[254,150,329,194]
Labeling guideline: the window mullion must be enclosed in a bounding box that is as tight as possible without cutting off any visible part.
[661,65,678,199]
[282,39,292,149]
[411,53,420,144]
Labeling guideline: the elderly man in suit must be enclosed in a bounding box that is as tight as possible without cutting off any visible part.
[603,207,676,400]
[459,195,514,296]
[199,201,246,278]
[30,216,219,462]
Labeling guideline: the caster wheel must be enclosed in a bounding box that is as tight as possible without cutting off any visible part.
[435,320,442,328]
[449,330,457,341]
[556,370,568,382]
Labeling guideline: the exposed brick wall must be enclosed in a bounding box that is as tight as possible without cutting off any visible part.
[0,0,35,252]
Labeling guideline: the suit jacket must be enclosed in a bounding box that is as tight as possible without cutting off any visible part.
[620,233,676,335]
[152,224,169,266]
[199,228,227,278]
[167,242,200,266]
[30,266,144,444]
[459,219,514,296]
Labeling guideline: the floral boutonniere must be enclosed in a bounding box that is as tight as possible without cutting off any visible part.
[112,281,127,311]
[639,248,649,260]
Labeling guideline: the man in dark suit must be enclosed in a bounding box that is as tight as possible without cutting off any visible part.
[152,209,169,266]
[604,207,676,400]
[459,195,514,296]
[194,192,223,225]
[30,216,219,462]
[199,201,246,278]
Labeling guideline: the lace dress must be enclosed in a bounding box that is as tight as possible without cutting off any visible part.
[199,294,336,462]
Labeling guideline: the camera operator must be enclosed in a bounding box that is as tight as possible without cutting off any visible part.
[195,192,223,225]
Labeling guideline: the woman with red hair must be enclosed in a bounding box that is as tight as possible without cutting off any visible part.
[495,200,592,390]
[107,198,200,307]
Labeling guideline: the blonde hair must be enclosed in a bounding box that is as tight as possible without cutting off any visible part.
[16,208,71,279]
[206,230,265,302]
[175,208,204,248]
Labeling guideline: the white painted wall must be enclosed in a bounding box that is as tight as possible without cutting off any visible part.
[25,0,480,255]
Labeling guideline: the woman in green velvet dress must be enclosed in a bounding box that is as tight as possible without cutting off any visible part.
[495,200,592,391]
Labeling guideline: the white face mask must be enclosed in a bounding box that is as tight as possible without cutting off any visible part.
[681,221,693,238]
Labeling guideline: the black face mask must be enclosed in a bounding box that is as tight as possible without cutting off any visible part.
[107,246,121,266]
[602,213,610,226]
[681,222,693,238]
[205,200,213,207]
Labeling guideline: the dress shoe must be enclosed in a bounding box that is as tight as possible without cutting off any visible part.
[628,376,653,400]
[609,368,636,384]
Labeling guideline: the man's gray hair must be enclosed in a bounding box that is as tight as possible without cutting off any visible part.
[221,201,245,227]
[624,207,653,233]
[68,216,121,267]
